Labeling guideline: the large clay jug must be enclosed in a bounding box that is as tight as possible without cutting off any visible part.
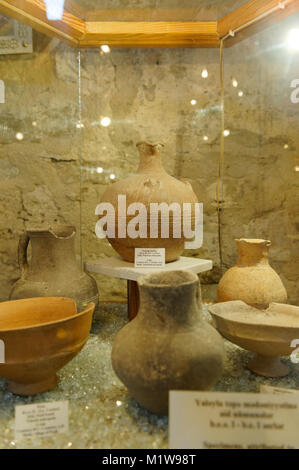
[217,238,287,309]
[99,142,199,262]
[10,225,99,311]
[112,270,225,415]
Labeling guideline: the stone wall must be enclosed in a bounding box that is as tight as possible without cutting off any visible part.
[0,12,298,304]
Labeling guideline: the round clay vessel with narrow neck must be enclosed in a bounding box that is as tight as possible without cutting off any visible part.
[217,238,287,309]
[99,142,198,262]
[10,225,99,311]
[111,270,225,415]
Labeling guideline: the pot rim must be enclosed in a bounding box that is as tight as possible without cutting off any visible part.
[26,225,76,239]
[0,297,95,333]
[209,300,298,332]
[235,238,271,246]
[136,141,164,148]
[138,269,198,289]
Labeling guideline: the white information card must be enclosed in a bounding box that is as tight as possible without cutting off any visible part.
[134,248,165,268]
[260,384,299,396]
[169,391,299,449]
[15,401,69,441]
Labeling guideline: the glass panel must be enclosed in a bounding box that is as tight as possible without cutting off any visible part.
[222,12,299,304]
[0,22,81,301]
[80,46,221,300]
[0,0,299,451]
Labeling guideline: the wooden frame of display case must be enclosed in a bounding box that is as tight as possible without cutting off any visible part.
[0,0,299,48]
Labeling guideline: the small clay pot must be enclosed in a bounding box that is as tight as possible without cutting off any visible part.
[217,238,287,309]
[112,270,225,415]
[0,297,95,395]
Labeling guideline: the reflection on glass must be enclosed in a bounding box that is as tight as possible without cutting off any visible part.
[190,99,197,106]
[201,68,208,78]
[232,78,238,88]
[100,116,111,127]
[238,90,244,97]
[223,129,230,137]
[15,132,24,141]
[287,29,299,50]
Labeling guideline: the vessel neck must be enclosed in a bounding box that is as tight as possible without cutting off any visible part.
[236,239,270,267]
[29,231,78,272]
[137,272,202,327]
[136,142,166,175]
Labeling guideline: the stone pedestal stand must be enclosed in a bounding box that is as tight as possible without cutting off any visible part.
[85,256,213,320]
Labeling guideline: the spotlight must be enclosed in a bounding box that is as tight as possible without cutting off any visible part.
[101,45,111,53]
[44,0,65,20]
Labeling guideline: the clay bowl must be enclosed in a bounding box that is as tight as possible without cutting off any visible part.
[0,297,95,395]
[209,301,299,378]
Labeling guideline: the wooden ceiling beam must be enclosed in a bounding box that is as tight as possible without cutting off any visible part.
[218,0,299,45]
[64,0,86,20]
[81,21,219,48]
[0,0,299,49]
[0,0,85,46]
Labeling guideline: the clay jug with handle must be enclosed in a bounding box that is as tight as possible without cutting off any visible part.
[10,225,99,312]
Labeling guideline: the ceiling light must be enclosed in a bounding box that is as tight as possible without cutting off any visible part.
[44,0,65,20]
[101,45,110,53]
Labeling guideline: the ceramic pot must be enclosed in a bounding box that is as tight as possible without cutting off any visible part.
[0,297,95,395]
[99,142,198,262]
[10,225,99,312]
[112,270,225,415]
[217,238,287,309]
[209,301,299,377]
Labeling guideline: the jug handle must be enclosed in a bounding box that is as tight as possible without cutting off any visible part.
[18,232,29,277]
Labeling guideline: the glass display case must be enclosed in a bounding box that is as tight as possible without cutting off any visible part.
[0,0,298,450]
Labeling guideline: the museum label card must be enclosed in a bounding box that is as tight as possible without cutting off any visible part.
[15,401,69,441]
[134,248,165,268]
[260,384,299,396]
[169,391,299,449]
